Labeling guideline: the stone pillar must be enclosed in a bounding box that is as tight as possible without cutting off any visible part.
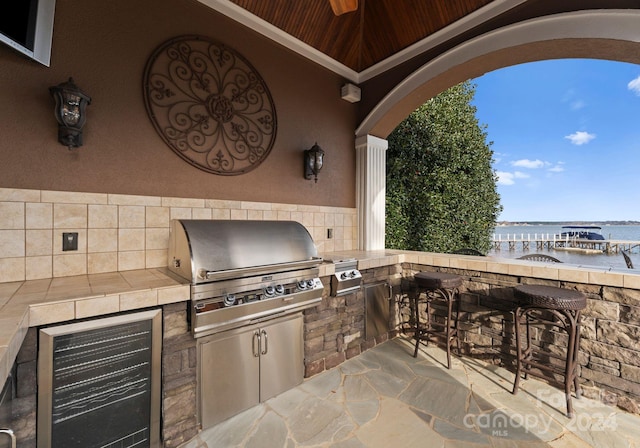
[162,303,198,448]
[355,135,388,250]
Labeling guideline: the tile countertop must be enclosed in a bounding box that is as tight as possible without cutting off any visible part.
[319,249,640,295]
[318,249,405,275]
[0,252,405,386]
[3,249,640,387]
[0,268,191,387]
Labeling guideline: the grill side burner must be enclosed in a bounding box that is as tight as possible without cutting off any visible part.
[329,258,362,296]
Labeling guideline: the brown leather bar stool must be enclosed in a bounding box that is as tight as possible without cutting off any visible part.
[413,271,463,369]
[512,284,587,416]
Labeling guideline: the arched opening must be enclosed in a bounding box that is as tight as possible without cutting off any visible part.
[354,10,640,251]
[476,57,639,269]
[357,10,640,139]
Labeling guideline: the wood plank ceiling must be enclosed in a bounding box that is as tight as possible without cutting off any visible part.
[229,0,493,72]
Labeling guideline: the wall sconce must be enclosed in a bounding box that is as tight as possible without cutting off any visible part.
[49,78,91,149]
[304,143,325,183]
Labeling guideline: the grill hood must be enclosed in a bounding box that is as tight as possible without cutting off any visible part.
[168,220,322,284]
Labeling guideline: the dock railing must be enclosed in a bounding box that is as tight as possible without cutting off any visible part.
[492,233,640,254]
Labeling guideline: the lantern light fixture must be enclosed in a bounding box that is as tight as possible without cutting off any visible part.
[304,143,325,183]
[49,77,91,149]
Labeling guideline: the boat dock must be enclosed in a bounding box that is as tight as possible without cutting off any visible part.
[491,233,640,254]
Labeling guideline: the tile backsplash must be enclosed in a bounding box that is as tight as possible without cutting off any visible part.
[0,188,356,283]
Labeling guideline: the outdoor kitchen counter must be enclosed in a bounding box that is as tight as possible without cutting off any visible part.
[322,249,640,286]
[0,268,190,387]
[1,251,408,387]
[319,249,406,275]
[4,249,640,389]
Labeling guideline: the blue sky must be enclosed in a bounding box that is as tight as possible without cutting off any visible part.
[472,59,640,222]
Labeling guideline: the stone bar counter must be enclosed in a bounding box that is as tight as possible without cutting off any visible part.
[313,250,640,414]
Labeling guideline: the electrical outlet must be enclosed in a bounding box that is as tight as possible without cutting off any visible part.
[327,228,333,239]
[62,232,78,251]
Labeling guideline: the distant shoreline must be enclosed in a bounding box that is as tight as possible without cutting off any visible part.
[497,221,640,226]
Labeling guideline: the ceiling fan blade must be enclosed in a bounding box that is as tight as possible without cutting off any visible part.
[329,0,358,16]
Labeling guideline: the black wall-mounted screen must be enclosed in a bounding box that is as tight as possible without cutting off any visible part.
[0,0,38,50]
[0,0,55,66]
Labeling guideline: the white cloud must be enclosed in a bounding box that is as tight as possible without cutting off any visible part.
[548,163,565,173]
[496,171,515,185]
[511,159,544,169]
[565,131,595,145]
[628,75,640,96]
[496,171,529,186]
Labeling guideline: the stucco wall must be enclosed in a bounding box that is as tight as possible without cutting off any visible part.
[0,0,356,208]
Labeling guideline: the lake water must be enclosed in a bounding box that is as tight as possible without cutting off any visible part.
[490,225,640,270]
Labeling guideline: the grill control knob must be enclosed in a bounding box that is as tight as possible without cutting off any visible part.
[264,286,276,296]
[340,272,348,280]
[306,279,315,288]
[297,281,307,290]
[350,270,358,278]
[223,294,236,307]
[275,284,284,294]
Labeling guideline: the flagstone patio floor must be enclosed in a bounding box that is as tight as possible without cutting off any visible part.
[180,337,640,447]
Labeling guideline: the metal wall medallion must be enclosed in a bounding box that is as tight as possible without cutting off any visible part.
[143,35,277,175]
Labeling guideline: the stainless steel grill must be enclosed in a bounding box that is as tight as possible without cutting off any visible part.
[167,219,324,428]
[168,219,324,338]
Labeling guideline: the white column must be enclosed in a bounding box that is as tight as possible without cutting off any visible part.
[355,135,388,250]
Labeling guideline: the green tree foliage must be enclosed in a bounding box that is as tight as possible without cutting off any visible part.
[386,81,502,254]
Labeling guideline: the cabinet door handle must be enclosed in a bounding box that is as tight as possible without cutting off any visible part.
[0,429,16,448]
[252,331,261,357]
[261,329,268,355]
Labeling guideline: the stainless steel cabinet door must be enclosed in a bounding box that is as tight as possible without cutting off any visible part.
[199,326,260,429]
[365,282,391,339]
[259,314,304,402]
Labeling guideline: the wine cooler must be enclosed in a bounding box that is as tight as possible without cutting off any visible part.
[37,310,161,448]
